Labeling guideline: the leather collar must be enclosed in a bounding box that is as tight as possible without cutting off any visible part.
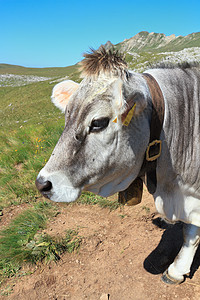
[142,72,165,194]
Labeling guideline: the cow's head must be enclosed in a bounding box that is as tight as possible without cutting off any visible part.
[36,47,151,202]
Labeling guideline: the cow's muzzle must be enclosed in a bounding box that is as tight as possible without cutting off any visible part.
[35,176,52,199]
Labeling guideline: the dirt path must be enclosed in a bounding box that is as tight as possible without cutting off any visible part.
[1,191,200,300]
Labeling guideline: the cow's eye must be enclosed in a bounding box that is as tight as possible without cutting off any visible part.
[89,117,109,133]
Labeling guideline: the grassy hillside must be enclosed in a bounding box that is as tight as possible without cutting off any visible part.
[0,81,62,127]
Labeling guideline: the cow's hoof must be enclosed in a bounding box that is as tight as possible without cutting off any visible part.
[161,270,184,285]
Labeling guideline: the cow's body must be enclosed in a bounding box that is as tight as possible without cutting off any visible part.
[36,48,200,284]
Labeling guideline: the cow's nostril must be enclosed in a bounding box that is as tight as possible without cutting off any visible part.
[35,177,52,196]
[41,180,52,192]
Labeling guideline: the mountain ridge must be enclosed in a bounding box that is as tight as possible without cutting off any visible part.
[114,31,200,53]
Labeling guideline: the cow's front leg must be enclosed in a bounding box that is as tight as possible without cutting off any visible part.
[162,223,200,284]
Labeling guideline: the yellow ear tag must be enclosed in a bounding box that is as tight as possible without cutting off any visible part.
[123,103,136,126]
[112,117,118,123]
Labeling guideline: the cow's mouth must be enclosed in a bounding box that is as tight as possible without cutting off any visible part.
[35,169,82,203]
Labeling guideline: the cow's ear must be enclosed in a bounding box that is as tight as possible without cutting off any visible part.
[112,78,147,122]
[116,92,147,126]
[124,92,147,115]
[51,80,79,112]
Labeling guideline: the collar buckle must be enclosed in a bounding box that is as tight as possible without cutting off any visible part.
[146,140,162,162]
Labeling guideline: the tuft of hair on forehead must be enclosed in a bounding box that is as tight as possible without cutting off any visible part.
[79,46,129,79]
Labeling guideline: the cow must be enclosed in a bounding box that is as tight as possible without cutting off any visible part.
[35,47,200,284]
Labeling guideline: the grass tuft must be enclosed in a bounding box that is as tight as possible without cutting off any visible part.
[24,229,81,264]
[0,201,81,283]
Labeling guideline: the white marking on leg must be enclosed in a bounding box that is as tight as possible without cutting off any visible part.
[168,224,200,281]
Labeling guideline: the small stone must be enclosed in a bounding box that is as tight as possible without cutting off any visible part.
[100,294,109,300]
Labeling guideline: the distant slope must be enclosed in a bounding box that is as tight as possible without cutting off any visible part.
[0,63,81,87]
[0,63,80,79]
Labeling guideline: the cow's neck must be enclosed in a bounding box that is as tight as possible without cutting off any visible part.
[118,72,165,205]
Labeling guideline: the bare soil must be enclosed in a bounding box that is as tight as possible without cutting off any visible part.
[0,203,31,229]
[1,191,200,300]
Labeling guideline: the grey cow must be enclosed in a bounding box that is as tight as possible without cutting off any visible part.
[36,47,200,284]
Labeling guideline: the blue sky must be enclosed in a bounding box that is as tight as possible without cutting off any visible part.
[1,0,200,68]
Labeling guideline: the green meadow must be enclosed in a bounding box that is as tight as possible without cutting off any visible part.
[0,79,64,207]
